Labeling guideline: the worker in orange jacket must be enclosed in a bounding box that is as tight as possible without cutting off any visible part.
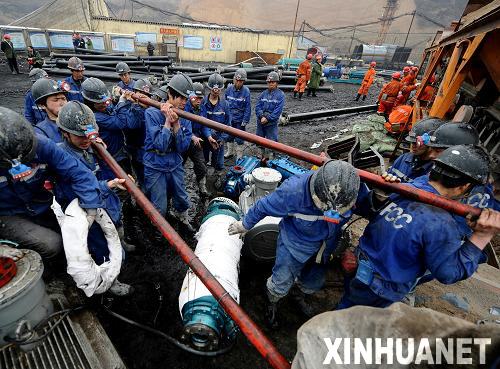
[355,61,376,101]
[293,54,312,100]
[419,74,437,106]
[377,72,403,119]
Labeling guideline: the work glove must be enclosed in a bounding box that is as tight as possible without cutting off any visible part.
[228,220,248,236]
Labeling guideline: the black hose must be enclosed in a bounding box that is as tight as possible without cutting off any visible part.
[102,305,235,356]
[4,305,87,345]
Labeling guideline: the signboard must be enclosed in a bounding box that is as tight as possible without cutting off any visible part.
[160,28,179,35]
[209,35,222,51]
[80,34,105,50]
[183,35,203,50]
[29,32,48,49]
[3,31,26,49]
[111,36,135,52]
[48,32,74,49]
[136,32,157,45]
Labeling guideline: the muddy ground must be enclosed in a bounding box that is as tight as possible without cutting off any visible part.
[1,61,499,369]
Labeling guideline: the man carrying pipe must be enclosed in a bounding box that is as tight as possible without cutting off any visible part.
[143,74,194,230]
[255,71,285,159]
[293,54,312,101]
[24,68,48,126]
[228,160,360,327]
[355,61,376,101]
[337,145,500,309]
[225,68,251,160]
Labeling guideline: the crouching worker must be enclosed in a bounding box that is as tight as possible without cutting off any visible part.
[54,101,133,296]
[228,160,360,326]
[0,107,101,261]
[338,145,500,309]
[144,74,194,231]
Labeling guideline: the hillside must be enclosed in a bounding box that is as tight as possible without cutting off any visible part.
[3,0,468,58]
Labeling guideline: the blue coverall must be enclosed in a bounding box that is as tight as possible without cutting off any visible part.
[243,172,350,298]
[338,175,486,309]
[124,104,147,186]
[452,183,500,238]
[94,101,142,164]
[117,79,136,91]
[387,152,433,182]
[224,84,251,145]
[200,96,231,170]
[143,107,192,216]
[55,141,121,264]
[64,76,87,103]
[24,90,46,125]
[34,117,63,143]
[0,135,103,258]
[255,88,285,142]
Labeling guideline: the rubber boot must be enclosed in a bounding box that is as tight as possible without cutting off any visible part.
[298,92,303,101]
[355,93,361,101]
[224,142,233,158]
[235,144,244,160]
[117,226,137,253]
[293,91,297,99]
[109,279,134,297]
[306,89,311,97]
[170,209,195,232]
[197,177,209,196]
[362,95,367,101]
[214,169,225,191]
[312,89,317,97]
[265,289,280,328]
[290,287,315,318]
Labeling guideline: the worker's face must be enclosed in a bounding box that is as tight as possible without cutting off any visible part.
[119,73,131,84]
[210,88,220,99]
[28,47,33,54]
[171,95,188,110]
[267,81,278,91]
[233,79,244,89]
[426,147,445,160]
[64,132,91,150]
[190,96,203,108]
[72,70,84,81]
[43,93,67,118]
[94,101,108,112]
[410,142,428,156]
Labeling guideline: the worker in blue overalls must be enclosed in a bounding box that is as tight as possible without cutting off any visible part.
[224,68,251,160]
[31,78,68,143]
[338,145,500,309]
[183,82,211,196]
[116,62,136,91]
[229,160,360,327]
[255,71,285,159]
[0,107,102,261]
[143,73,193,230]
[55,101,134,296]
[200,73,231,182]
[81,77,142,174]
[24,68,48,125]
[384,121,480,183]
[64,57,86,102]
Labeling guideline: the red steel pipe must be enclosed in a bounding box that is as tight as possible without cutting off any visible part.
[126,92,481,219]
[91,141,291,369]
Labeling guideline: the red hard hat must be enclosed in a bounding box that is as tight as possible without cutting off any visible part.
[306,54,313,60]
[370,61,376,67]
[392,72,401,80]
[3,34,11,40]
[403,66,410,72]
